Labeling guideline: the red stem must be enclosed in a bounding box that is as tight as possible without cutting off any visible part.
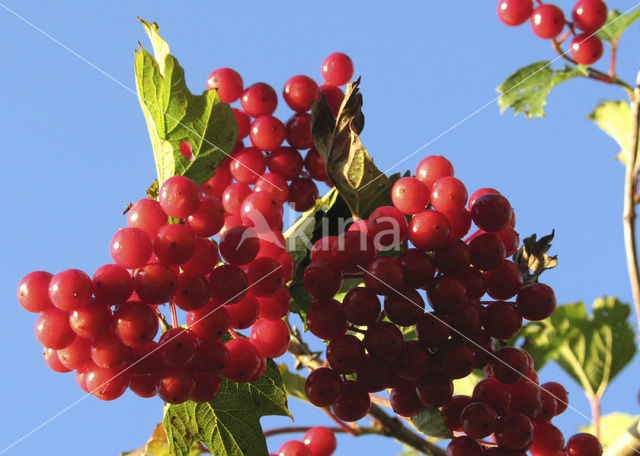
[169,301,178,328]
[323,409,360,436]
[229,329,245,339]
[610,38,620,80]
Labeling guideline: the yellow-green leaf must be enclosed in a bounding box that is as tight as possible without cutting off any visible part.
[588,100,639,166]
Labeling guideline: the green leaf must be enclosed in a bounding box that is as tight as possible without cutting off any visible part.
[598,9,640,43]
[410,408,452,439]
[135,18,237,185]
[497,62,588,118]
[284,188,353,319]
[579,413,638,449]
[311,78,397,218]
[278,364,309,404]
[122,423,207,456]
[163,360,290,456]
[452,370,483,397]
[588,100,639,166]
[521,298,636,398]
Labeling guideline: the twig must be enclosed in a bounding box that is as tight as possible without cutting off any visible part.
[323,409,360,436]
[622,70,640,342]
[589,394,602,441]
[263,426,378,438]
[369,394,392,409]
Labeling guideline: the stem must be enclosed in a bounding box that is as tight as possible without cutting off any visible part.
[610,37,620,80]
[623,70,640,342]
[368,404,446,456]
[369,394,392,409]
[263,426,378,438]
[323,409,360,436]
[589,395,602,441]
[169,301,178,328]
[228,329,245,339]
[155,308,171,331]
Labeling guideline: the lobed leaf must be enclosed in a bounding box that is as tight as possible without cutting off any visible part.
[122,423,207,456]
[135,18,237,186]
[163,360,290,456]
[579,413,638,449]
[588,100,639,166]
[497,62,587,118]
[597,9,640,43]
[278,364,309,404]
[520,298,635,398]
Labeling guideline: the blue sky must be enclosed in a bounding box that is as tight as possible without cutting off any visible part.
[1,1,640,455]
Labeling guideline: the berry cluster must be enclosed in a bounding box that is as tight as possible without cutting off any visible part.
[272,426,337,456]
[203,52,354,214]
[497,0,608,66]
[18,173,296,403]
[301,155,603,455]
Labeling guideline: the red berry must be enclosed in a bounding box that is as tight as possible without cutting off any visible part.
[304,261,343,299]
[473,378,512,415]
[471,193,512,233]
[573,0,607,32]
[304,147,329,181]
[220,226,260,265]
[306,299,348,340]
[541,381,569,415]
[43,347,72,373]
[497,0,534,26]
[92,264,133,304]
[364,321,405,361]
[225,294,260,330]
[223,339,261,382]
[516,282,557,321]
[246,256,285,297]
[566,433,602,456]
[389,381,424,417]
[278,440,311,456]
[86,364,130,401]
[288,176,319,212]
[321,53,354,86]
[302,426,337,456]
[49,269,93,311]
[333,231,376,273]
[127,198,168,238]
[391,177,430,214]
[286,113,314,150]
[570,34,604,65]
[431,177,468,213]
[442,395,473,431]
[495,412,535,450]
[156,366,195,404]
[113,300,158,347]
[57,336,91,370]
[484,260,524,300]
[201,165,232,199]
[187,302,230,341]
[415,155,454,192]
[36,308,76,349]
[91,330,130,368]
[18,271,54,313]
[491,347,532,384]
[530,422,565,455]
[209,264,248,304]
[159,328,197,367]
[363,256,405,295]
[415,370,453,407]
[446,436,483,456]
[222,182,252,216]
[111,227,154,269]
[255,172,290,203]
[241,82,278,117]
[133,263,178,304]
[241,191,284,231]
[319,84,344,116]
[416,312,450,347]
[206,68,243,103]
[408,210,451,250]
[341,286,381,325]
[332,380,370,422]
[326,334,365,374]
[530,4,565,39]
[69,299,112,338]
[469,232,506,271]
[461,402,498,439]
[267,146,304,180]
[305,367,342,407]
[250,116,286,152]
[256,287,291,320]
[158,175,203,218]
[230,147,267,184]
[181,238,220,275]
[384,289,425,326]
[367,206,409,249]
[283,75,319,112]
[249,318,290,358]
[483,300,523,340]
[232,108,251,139]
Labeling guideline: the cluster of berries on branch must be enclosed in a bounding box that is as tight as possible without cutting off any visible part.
[301,155,603,455]
[497,0,608,66]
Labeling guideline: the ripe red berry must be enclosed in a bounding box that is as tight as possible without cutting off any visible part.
[472,378,512,415]
[431,177,468,213]
[304,261,343,299]
[483,300,523,340]
[566,432,602,456]
[283,75,319,112]
[302,426,337,456]
[363,256,405,295]
[541,381,569,415]
[516,282,557,321]
[367,206,409,249]
[285,113,313,150]
[86,364,130,401]
[240,82,277,117]
[384,289,425,326]
[530,422,566,455]
[530,4,565,39]
[364,321,405,361]
[573,0,607,32]
[391,176,429,214]
[416,312,450,347]
[461,402,498,439]
[201,165,232,199]
[69,299,112,338]
[415,371,453,407]
[321,53,354,86]
[278,440,311,456]
[249,318,290,358]
[229,147,267,184]
[206,68,243,103]
[267,146,304,180]
[304,147,329,181]
[484,260,524,300]
[57,336,91,370]
[306,299,348,340]
[158,175,203,218]
[246,256,285,297]
[43,347,72,373]
[469,232,506,271]
[254,172,290,203]
[491,347,532,384]
[220,226,260,265]
[305,367,342,407]
[497,0,534,26]
[389,381,424,417]
[156,366,195,404]
[49,269,93,312]
[332,380,370,422]
[326,334,365,374]
[570,33,604,65]
[495,412,535,450]
[250,116,286,152]
[341,286,381,325]
[113,300,158,347]
[408,210,451,250]
[446,436,483,456]
[18,271,54,313]
[241,191,284,231]
[232,108,251,140]
[92,264,133,304]
[223,338,261,382]
[288,176,320,212]
[471,193,512,233]
[415,155,454,192]
[127,198,168,238]
[35,308,76,349]
[319,84,345,116]
[187,302,230,341]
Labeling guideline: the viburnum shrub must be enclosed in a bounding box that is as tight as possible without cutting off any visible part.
[15,7,640,455]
